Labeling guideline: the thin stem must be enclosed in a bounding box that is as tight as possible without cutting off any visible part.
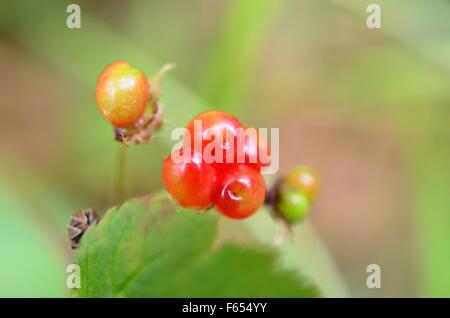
[114,144,127,205]
[272,219,294,247]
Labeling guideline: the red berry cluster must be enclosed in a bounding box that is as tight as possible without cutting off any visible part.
[162,111,269,219]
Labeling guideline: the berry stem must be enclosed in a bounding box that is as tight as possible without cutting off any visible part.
[114,143,127,204]
[272,219,294,247]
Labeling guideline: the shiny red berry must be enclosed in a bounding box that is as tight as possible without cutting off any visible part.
[213,164,266,219]
[185,111,242,163]
[162,149,216,210]
[239,128,271,171]
[96,61,149,128]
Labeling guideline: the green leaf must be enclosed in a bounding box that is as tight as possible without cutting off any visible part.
[217,208,349,297]
[75,193,319,297]
[156,244,319,297]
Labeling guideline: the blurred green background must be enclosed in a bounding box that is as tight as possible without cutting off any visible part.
[0,0,449,297]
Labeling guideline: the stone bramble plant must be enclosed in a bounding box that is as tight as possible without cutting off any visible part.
[68,61,321,298]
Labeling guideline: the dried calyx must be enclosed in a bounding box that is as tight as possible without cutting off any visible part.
[114,103,164,146]
[114,63,175,146]
[68,208,100,249]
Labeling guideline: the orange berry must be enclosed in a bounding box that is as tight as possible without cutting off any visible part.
[96,61,149,128]
[283,165,320,200]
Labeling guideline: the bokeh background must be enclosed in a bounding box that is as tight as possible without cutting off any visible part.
[0,0,449,297]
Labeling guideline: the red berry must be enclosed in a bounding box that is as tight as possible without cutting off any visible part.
[96,61,149,128]
[283,165,320,201]
[162,148,216,210]
[185,111,242,165]
[239,128,271,171]
[213,164,266,219]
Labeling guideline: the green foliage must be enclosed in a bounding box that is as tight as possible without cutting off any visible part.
[75,193,319,298]
[0,185,66,297]
[0,155,77,297]
[407,144,450,297]
[199,0,283,113]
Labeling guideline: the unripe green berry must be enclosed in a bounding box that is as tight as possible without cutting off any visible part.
[277,190,310,224]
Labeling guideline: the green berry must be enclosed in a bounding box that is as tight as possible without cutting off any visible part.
[277,190,310,224]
